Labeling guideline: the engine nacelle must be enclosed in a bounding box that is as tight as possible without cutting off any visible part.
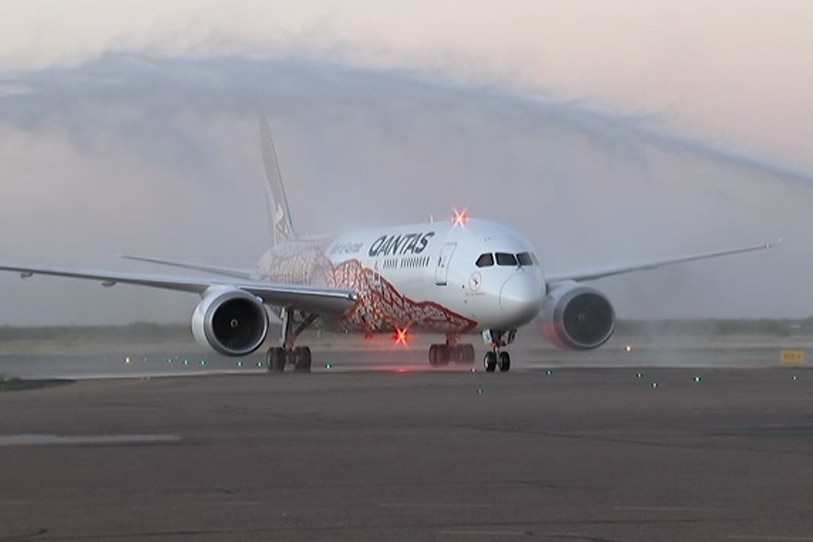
[538,281,615,350]
[192,287,269,357]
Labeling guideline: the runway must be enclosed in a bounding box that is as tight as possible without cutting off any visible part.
[0,337,802,380]
[1,342,812,541]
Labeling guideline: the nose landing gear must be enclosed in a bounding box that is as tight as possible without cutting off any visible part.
[482,329,516,372]
[483,351,510,372]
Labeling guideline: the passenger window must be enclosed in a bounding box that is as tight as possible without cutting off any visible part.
[495,252,518,266]
[516,252,534,266]
[475,253,494,267]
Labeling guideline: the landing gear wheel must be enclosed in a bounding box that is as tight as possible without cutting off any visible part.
[449,344,475,364]
[293,346,312,373]
[428,344,450,367]
[498,351,511,372]
[267,347,286,372]
[429,344,439,366]
[484,351,497,372]
[272,308,320,375]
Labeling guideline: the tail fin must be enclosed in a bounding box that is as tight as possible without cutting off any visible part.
[260,117,297,245]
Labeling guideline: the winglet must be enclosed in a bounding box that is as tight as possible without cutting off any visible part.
[765,237,783,249]
[260,117,297,244]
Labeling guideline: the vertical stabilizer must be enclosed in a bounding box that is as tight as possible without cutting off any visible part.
[260,118,297,244]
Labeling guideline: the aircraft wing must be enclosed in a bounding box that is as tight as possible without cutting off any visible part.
[545,239,781,284]
[0,264,357,315]
[121,255,258,280]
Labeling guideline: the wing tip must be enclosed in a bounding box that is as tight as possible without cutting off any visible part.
[765,237,783,249]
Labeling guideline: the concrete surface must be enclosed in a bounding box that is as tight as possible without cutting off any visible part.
[1,345,812,541]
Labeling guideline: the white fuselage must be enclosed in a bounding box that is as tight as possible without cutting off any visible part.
[257,218,545,335]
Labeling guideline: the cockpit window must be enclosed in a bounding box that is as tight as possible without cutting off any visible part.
[475,253,494,267]
[516,252,534,266]
[478,252,539,267]
[495,252,518,266]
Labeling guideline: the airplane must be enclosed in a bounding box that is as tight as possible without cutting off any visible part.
[0,119,780,373]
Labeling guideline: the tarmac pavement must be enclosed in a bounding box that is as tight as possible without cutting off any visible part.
[1,349,812,541]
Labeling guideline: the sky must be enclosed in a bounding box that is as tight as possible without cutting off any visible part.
[0,1,811,325]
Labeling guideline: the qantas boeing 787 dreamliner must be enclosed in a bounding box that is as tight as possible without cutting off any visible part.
[0,120,779,372]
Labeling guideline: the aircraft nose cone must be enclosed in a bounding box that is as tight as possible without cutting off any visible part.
[499,272,544,324]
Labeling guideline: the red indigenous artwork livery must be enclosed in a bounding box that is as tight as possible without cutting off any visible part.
[257,236,477,335]
[328,259,477,334]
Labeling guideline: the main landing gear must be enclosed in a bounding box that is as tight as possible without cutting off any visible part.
[267,308,318,373]
[482,329,516,373]
[428,335,476,367]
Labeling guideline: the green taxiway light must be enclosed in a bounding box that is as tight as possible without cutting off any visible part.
[651,382,658,388]
[546,370,554,375]
[636,372,644,379]
[694,376,703,382]
[325,363,334,369]
[236,361,243,367]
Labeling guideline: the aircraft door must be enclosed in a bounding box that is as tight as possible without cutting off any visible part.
[435,243,457,286]
[373,259,382,289]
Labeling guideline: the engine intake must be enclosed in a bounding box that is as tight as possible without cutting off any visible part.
[192,287,269,356]
[538,282,615,350]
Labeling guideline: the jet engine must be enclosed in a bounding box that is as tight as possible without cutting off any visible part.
[192,287,269,356]
[538,281,615,350]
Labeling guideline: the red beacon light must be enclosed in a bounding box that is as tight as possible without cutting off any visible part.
[451,208,470,228]
[392,327,411,346]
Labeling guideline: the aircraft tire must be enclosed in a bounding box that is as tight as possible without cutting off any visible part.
[438,345,450,366]
[498,351,511,372]
[484,352,497,372]
[428,344,439,366]
[267,347,286,372]
[454,344,475,364]
[293,346,312,373]
[429,344,450,367]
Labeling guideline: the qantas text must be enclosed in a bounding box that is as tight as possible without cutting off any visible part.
[368,232,435,257]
